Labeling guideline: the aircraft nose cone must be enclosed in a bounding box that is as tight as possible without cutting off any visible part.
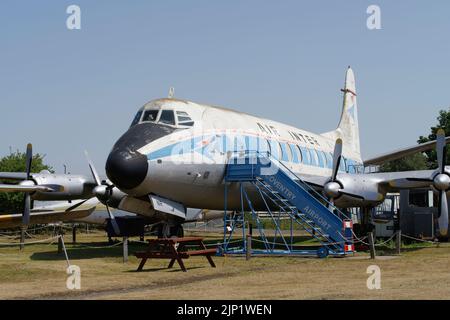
[105,148,148,190]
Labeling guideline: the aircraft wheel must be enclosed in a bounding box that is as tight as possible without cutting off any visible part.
[170,225,184,238]
[317,246,329,258]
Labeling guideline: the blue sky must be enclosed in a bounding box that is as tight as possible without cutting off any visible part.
[1,1,450,175]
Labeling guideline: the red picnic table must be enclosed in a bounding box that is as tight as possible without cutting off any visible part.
[135,237,217,272]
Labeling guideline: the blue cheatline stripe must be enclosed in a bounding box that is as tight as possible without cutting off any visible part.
[147,133,361,171]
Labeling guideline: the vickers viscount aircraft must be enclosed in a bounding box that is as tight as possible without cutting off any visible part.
[2,67,450,238]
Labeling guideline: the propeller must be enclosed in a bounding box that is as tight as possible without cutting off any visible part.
[323,139,343,207]
[433,129,449,236]
[22,143,32,228]
[18,143,33,248]
[371,129,449,235]
[323,138,365,207]
[84,151,120,235]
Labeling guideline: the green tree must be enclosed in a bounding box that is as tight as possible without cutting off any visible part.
[380,108,450,172]
[417,109,450,169]
[0,151,53,214]
[379,153,428,172]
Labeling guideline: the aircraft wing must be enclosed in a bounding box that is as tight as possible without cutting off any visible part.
[0,207,96,229]
[297,169,437,207]
[363,137,450,166]
[368,169,436,191]
[0,184,56,193]
[0,198,100,229]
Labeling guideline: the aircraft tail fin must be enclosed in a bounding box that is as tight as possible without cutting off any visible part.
[322,67,361,161]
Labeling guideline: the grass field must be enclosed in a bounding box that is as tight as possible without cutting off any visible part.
[0,229,449,300]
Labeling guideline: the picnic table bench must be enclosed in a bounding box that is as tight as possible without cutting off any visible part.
[135,237,217,272]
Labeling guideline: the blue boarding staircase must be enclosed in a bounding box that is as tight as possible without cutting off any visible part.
[222,152,354,257]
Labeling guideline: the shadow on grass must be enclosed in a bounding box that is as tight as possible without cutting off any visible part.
[210,235,321,250]
[126,266,204,273]
[29,235,323,261]
[355,242,436,256]
[30,241,149,261]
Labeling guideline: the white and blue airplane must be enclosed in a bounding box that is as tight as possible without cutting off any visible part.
[2,67,450,237]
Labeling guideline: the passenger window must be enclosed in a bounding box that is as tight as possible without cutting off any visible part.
[159,110,175,125]
[265,139,271,155]
[339,156,346,172]
[325,152,333,169]
[313,149,324,168]
[300,147,310,165]
[142,110,159,122]
[277,142,284,160]
[280,143,291,162]
[317,151,325,168]
[309,149,318,166]
[269,141,279,159]
[342,157,348,172]
[247,136,258,153]
[296,145,303,163]
[289,144,299,163]
[235,135,247,152]
[347,159,356,174]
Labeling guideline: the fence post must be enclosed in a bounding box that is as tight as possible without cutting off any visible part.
[58,234,63,254]
[246,234,252,261]
[123,237,128,263]
[395,230,401,255]
[368,232,376,259]
[72,225,77,244]
[20,228,25,251]
[246,223,253,261]
[59,235,71,267]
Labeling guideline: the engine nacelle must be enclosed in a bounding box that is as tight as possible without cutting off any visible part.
[332,174,385,208]
[31,173,96,200]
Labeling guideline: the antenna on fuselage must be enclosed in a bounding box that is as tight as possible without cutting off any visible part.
[168,87,175,99]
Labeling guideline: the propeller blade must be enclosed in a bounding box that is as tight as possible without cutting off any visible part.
[84,150,101,186]
[439,190,449,236]
[331,138,343,182]
[436,129,446,174]
[22,193,31,227]
[25,143,32,180]
[106,203,120,235]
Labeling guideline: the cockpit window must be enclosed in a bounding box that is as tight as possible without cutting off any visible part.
[130,110,143,127]
[176,111,194,127]
[142,110,159,122]
[159,110,176,125]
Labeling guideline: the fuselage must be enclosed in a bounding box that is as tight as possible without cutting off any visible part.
[105,98,364,210]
